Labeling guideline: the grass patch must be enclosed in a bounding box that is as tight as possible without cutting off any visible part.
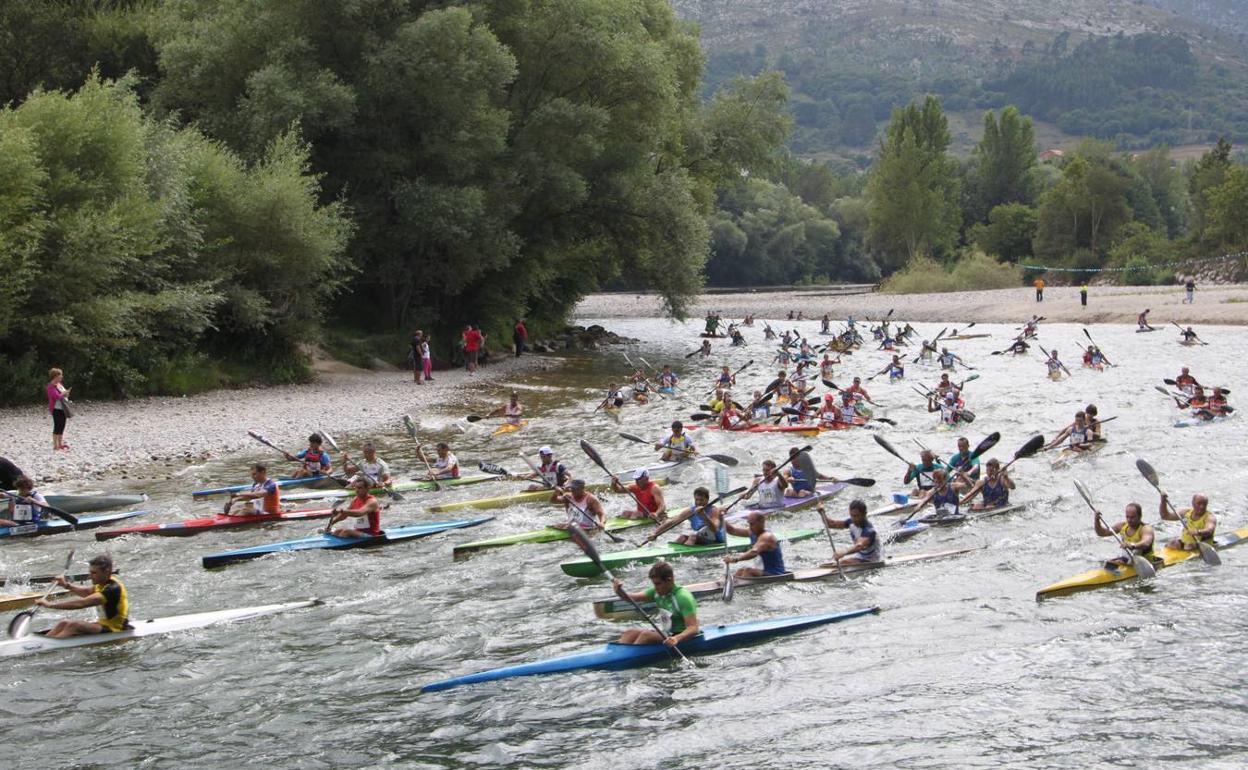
[321,328,412,370]
[880,251,1025,294]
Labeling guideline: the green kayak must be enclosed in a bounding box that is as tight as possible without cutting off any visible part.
[452,517,653,560]
[428,480,666,513]
[281,474,499,503]
[559,528,823,577]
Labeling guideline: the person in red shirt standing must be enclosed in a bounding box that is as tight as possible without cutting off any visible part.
[462,325,484,373]
[513,318,528,358]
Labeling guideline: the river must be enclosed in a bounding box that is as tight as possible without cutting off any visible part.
[4,319,1246,769]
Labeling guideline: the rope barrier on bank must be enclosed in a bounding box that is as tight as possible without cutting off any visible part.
[1020,251,1247,273]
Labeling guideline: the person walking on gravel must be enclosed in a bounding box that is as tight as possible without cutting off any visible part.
[1034,277,1045,302]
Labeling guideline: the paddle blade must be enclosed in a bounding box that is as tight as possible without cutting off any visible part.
[579,439,608,471]
[566,524,607,575]
[465,414,483,423]
[722,562,735,603]
[959,410,976,424]
[1014,434,1046,460]
[970,431,1000,460]
[873,434,905,461]
[7,610,33,640]
[477,461,509,476]
[873,417,898,426]
[402,415,418,439]
[688,413,715,421]
[1133,555,1158,579]
[1134,458,1161,488]
[707,453,740,467]
[618,432,649,445]
[840,477,876,487]
[1198,542,1222,567]
[318,428,340,452]
[1073,479,1095,511]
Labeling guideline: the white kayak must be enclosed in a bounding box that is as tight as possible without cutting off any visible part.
[0,599,320,658]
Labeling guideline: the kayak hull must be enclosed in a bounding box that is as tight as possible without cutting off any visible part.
[452,518,653,560]
[0,510,151,539]
[692,424,820,435]
[95,507,336,540]
[1036,526,1248,599]
[914,503,1025,527]
[428,479,667,514]
[559,528,824,577]
[214,474,499,503]
[201,518,493,568]
[420,607,880,692]
[0,589,69,612]
[191,475,337,497]
[0,599,320,657]
[1050,440,1107,469]
[40,493,148,514]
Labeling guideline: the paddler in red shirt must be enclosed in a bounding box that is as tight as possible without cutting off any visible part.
[610,468,667,522]
[323,477,382,537]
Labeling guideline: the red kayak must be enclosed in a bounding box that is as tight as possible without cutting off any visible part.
[690,424,820,434]
[94,507,336,541]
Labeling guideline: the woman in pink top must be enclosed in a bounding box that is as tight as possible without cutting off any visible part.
[46,368,71,450]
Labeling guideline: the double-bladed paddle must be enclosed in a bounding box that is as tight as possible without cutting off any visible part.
[895,432,1000,527]
[616,432,739,467]
[0,490,78,527]
[477,460,511,477]
[1037,344,1072,377]
[1073,480,1157,579]
[319,428,404,502]
[1135,458,1220,566]
[1082,329,1115,366]
[402,415,443,491]
[8,550,74,639]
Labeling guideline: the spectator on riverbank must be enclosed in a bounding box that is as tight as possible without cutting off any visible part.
[47,368,72,451]
[1185,278,1196,304]
[462,325,484,374]
[513,318,528,358]
[1080,284,1088,307]
[1034,277,1045,302]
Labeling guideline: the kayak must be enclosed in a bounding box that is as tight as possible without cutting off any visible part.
[886,520,930,542]
[0,599,320,658]
[0,510,152,539]
[559,528,824,577]
[95,507,337,540]
[1050,440,1107,469]
[812,417,869,431]
[1036,525,1248,600]
[1,572,90,588]
[744,483,847,516]
[1175,413,1234,428]
[201,518,493,568]
[420,606,880,692]
[427,479,667,514]
[1135,326,1159,333]
[914,503,1024,527]
[1083,363,1105,371]
[452,518,653,560]
[191,475,338,497]
[1179,340,1201,347]
[945,334,991,340]
[491,420,528,437]
[40,493,148,514]
[691,424,820,435]
[0,589,69,612]
[281,474,500,503]
[592,547,979,619]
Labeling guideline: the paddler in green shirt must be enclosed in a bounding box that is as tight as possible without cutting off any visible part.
[612,561,699,647]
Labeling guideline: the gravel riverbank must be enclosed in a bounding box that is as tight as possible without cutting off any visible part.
[1,354,557,486]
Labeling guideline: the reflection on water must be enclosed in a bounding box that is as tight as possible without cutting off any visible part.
[4,319,1247,769]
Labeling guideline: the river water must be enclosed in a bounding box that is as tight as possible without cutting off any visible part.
[4,319,1247,769]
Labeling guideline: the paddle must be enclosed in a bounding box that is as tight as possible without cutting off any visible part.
[1135,459,1220,566]
[319,428,404,502]
[617,433,739,467]
[1081,329,1114,366]
[1154,385,1189,408]
[913,327,948,363]
[1073,480,1157,579]
[815,502,850,583]
[643,485,748,543]
[706,360,754,396]
[896,432,1000,526]
[1037,344,1071,377]
[1171,322,1208,345]
[518,453,555,490]
[0,490,78,527]
[8,550,74,639]
[716,446,813,523]
[247,429,295,460]
[477,461,511,477]
[564,525,690,663]
[578,440,662,542]
[402,415,443,491]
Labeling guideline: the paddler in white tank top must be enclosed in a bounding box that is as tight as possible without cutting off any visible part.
[551,479,606,531]
[745,460,789,510]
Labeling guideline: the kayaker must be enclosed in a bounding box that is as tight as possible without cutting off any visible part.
[1008,337,1029,355]
[904,450,940,496]
[1158,493,1216,551]
[324,477,383,537]
[910,469,968,520]
[646,487,723,546]
[730,328,746,346]
[748,390,772,421]
[656,421,696,462]
[708,388,730,415]
[35,554,129,639]
[944,436,981,481]
[283,433,332,479]
[224,463,281,516]
[928,391,964,427]
[525,447,570,491]
[839,391,861,423]
[1174,367,1197,394]
[934,373,959,399]
[1093,502,1156,566]
[772,370,792,404]
[1,476,48,528]
[937,348,958,370]
[419,442,460,480]
[1044,349,1065,380]
[763,324,776,340]
[887,355,905,381]
[1082,346,1104,369]
[959,458,1014,511]
[699,339,712,358]
[342,442,393,492]
[603,382,625,410]
[704,311,719,336]
[820,499,881,564]
[787,446,834,497]
[0,456,25,491]
[745,460,790,509]
[718,401,745,431]
[1207,387,1232,417]
[819,353,839,379]
[1045,411,1093,453]
[844,377,876,407]
[713,365,735,390]
[1180,326,1199,344]
[630,369,651,403]
[817,395,845,429]
[785,394,811,426]
[611,469,666,522]
[488,392,524,426]
[1084,404,1103,440]
[612,561,698,647]
[657,365,679,394]
[723,512,786,577]
[552,479,606,531]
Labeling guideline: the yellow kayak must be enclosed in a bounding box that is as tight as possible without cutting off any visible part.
[1036,525,1248,599]
[0,589,68,612]
[491,420,528,437]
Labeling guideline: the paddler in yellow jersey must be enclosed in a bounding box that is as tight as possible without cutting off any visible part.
[35,555,129,638]
[1159,492,1216,551]
[613,561,699,647]
[655,421,696,463]
[1093,502,1155,566]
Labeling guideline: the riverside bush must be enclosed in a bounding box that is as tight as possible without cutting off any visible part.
[880,252,1025,294]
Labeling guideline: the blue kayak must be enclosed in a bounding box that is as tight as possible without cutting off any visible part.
[191,475,334,498]
[201,517,494,568]
[0,510,152,538]
[421,606,879,693]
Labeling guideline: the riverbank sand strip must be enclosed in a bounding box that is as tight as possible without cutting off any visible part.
[2,355,556,485]
[576,284,1248,325]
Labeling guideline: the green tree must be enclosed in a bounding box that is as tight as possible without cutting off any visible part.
[970,203,1038,263]
[1203,165,1248,249]
[1033,144,1131,262]
[866,96,961,270]
[1188,137,1234,240]
[974,107,1037,214]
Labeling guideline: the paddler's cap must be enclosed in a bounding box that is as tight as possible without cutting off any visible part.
[633,469,648,480]
[824,394,834,402]
[538,446,553,456]
[570,479,586,489]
